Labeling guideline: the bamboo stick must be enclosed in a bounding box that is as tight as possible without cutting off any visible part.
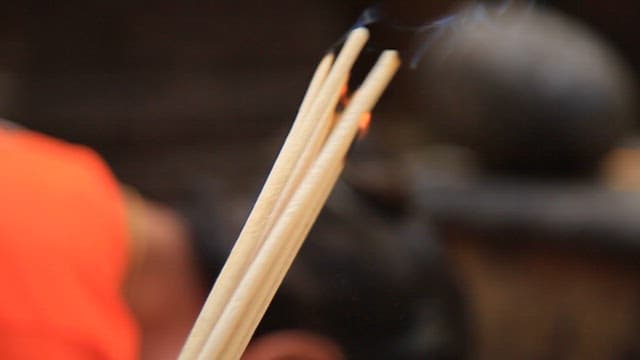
[222,161,344,359]
[180,28,370,359]
[199,50,401,360]
[179,52,333,359]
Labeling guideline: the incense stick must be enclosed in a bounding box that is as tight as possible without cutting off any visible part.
[198,50,401,360]
[179,52,333,359]
[180,28,370,359]
[261,95,339,242]
[223,161,343,359]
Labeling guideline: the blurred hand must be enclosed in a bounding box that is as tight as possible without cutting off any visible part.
[242,330,345,360]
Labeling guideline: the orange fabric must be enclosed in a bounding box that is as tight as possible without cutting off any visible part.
[0,129,139,359]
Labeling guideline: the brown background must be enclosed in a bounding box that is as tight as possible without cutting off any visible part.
[1,0,637,206]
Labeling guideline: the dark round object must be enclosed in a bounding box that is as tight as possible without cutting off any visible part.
[417,4,637,177]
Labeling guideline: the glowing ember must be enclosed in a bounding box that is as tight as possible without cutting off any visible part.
[340,83,349,98]
[358,112,372,138]
[340,85,373,139]
[339,84,350,110]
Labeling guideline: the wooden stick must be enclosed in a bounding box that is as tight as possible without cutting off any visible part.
[223,161,343,359]
[261,94,340,242]
[179,52,333,359]
[181,28,370,359]
[260,31,368,241]
[227,51,401,359]
[199,50,401,360]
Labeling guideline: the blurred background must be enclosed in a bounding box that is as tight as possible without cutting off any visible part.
[2,0,636,203]
[1,1,639,359]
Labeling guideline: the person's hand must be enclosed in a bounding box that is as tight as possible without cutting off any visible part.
[242,330,344,360]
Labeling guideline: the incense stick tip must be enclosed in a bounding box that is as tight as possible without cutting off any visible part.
[379,50,402,67]
[348,26,370,42]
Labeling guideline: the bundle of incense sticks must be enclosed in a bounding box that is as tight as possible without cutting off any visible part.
[180,28,400,360]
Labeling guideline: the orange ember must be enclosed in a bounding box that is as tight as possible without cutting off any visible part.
[358,112,372,139]
[341,84,372,139]
[340,83,349,98]
[340,84,349,108]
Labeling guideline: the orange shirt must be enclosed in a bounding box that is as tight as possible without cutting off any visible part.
[0,128,139,359]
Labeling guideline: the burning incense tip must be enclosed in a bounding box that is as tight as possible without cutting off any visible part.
[180,26,400,360]
[340,84,349,99]
[358,112,372,139]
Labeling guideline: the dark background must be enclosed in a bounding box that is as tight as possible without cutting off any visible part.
[1,0,637,205]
